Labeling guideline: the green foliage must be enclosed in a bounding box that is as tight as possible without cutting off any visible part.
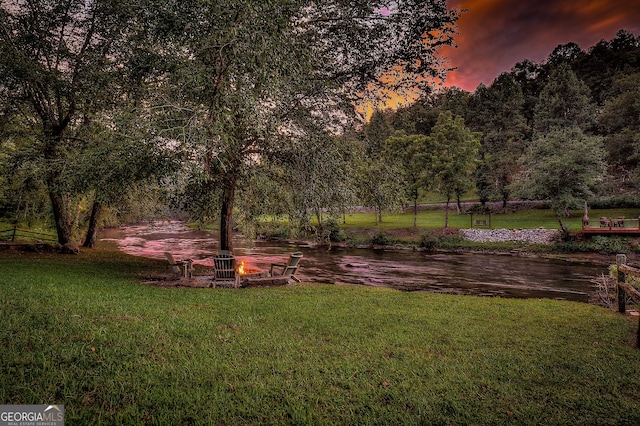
[429,111,481,226]
[257,222,292,240]
[370,232,392,246]
[419,230,439,251]
[467,73,529,205]
[317,218,348,243]
[153,0,459,250]
[0,0,169,244]
[513,127,607,224]
[598,72,640,169]
[588,196,640,209]
[554,236,633,255]
[533,63,595,134]
[383,131,432,225]
[430,112,481,198]
[356,156,406,223]
[589,236,629,254]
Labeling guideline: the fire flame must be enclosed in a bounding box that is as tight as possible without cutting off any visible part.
[238,261,245,275]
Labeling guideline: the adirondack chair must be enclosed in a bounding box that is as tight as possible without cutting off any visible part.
[212,254,240,288]
[269,252,303,282]
[164,252,194,279]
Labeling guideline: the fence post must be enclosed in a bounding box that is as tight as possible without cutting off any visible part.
[617,254,627,313]
[11,225,17,242]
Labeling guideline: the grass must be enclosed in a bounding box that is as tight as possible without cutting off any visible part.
[340,208,640,231]
[2,250,640,424]
[252,208,640,246]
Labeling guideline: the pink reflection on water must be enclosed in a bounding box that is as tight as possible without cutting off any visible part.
[99,221,290,270]
[100,221,221,266]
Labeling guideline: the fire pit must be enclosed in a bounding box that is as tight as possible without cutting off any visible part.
[237,260,267,278]
[236,259,291,287]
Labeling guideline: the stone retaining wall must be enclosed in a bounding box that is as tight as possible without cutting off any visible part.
[460,228,561,244]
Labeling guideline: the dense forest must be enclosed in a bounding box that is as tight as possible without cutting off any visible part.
[1,0,639,246]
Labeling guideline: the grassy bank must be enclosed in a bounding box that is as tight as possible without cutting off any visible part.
[339,207,640,232]
[302,208,640,255]
[2,250,640,424]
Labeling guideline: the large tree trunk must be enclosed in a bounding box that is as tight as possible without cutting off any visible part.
[45,129,75,246]
[49,189,74,246]
[83,201,102,248]
[219,179,236,252]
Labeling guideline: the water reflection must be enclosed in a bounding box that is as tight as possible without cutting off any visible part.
[99,221,605,302]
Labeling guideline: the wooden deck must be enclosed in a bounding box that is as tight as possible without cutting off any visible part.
[581,217,640,235]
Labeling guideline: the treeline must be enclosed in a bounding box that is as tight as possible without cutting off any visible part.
[357,29,640,234]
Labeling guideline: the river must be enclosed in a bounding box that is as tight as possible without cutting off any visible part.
[98,221,607,302]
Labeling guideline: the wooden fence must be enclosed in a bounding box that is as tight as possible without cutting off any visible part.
[0,226,58,244]
[583,217,640,235]
[616,254,640,348]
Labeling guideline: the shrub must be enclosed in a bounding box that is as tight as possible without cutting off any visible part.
[256,222,291,239]
[437,234,465,248]
[554,236,632,254]
[553,241,591,253]
[371,233,391,246]
[466,204,491,213]
[589,236,629,254]
[317,218,347,243]
[419,231,439,251]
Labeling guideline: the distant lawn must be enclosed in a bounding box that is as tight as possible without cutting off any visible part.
[1,250,640,424]
[341,208,640,232]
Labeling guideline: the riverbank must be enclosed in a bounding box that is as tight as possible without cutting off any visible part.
[1,249,640,424]
[295,224,638,266]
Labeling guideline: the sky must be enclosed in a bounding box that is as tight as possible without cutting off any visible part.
[441,0,640,92]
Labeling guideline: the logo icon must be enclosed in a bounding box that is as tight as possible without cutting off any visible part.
[0,404,64,426]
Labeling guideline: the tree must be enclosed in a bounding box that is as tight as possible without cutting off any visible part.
[513,64,606,237]
[467,73,528,208]
[0,0,152,245]
[356,156,406,224]
[154,0,459,251]
[274,133,359,236]
[364,109,395,159]
[547,42,585,65]
[510,59,547,127]
[430,112,480,227]
[533,64,595,134]
[384,132,431,227]
[76,117,179,248]
[597,72,640,174]
[511,128,606,236]
[573,30,640,106]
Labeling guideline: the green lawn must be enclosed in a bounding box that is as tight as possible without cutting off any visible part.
[341,208,640,231]
[1,250,640,424]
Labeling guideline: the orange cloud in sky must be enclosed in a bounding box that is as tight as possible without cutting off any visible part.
[441,0,640,91]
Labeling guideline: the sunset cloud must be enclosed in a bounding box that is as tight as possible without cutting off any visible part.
[441,0,640,91]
